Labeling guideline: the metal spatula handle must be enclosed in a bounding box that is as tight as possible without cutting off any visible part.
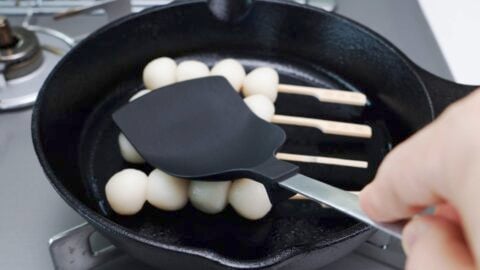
[279,174,406,239]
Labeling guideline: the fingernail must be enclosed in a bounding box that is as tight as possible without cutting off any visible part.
[402,217,428,255]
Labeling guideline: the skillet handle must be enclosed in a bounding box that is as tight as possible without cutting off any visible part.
[415,66,479,115]
[206,0,254,22]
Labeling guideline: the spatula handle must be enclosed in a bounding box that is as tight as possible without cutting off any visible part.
[279,174,406,239]
[245,157,299,203]
[248,157,298,183]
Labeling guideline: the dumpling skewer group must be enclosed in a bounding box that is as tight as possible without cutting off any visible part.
[242,66,368,106]
[109,56,371,220]
[104,167,358,217]
[243,94,372,138]
[105,167,270,220]
[123,57,370,166]
[243,94,369,168]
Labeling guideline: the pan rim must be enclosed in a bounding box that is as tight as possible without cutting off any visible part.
[32,0,432,268]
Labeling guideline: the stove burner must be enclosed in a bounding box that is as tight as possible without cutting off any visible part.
[0,17,18,48]
[0,16,43,81]
[0,15,73,111]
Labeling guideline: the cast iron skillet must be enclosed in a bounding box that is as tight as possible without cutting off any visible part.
[32,0,477,269]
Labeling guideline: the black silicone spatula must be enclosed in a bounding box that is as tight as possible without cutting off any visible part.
[113,76,405,239]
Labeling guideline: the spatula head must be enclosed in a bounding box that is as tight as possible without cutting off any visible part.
[113,77,298,187]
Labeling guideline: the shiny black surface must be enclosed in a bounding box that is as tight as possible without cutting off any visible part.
[32,0,476,269]
[113,77,295,182]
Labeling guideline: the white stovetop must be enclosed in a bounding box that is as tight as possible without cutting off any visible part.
[419,0,480,85]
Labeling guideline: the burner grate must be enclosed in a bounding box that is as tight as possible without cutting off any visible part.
[0,16,70,110]
[49,223,404,270]
[0,0,335,15]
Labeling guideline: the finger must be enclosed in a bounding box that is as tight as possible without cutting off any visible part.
[404,216,474,270]
[359,118,446,221]
[434,203,461,224]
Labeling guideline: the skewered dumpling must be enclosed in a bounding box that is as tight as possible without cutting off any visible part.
[244,94,275,122]
[147,169,189,211]
[105,169,148,215]
[142,57,177,90]
[228,178,272,220]
[242,67,279,102]
[129,89,150,101]
[189,181,231,214]
[118,89,150,164]
[176,60,210,82]
[118,133,144,164]
[210,58,246,91]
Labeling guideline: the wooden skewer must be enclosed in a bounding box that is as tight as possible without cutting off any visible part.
[290,191,359,200]
[278,84,367,107]
[271,115,372,138]
[276,153,368,169]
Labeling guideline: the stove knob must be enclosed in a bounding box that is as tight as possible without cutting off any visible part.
[0,16,17,48]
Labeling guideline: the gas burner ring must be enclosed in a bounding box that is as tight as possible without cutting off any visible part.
[0,16,44,81]
[0,27,41,62]
[0,15,69,111]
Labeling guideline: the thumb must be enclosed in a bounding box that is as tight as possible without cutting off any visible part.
[403,216,475,270]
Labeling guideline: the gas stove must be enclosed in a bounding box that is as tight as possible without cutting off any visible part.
[0,0,453,269]
[0,16,66,110]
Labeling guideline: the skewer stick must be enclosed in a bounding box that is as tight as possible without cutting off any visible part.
[276,153,368,169]
[278,84,368,106]
[271,115,372,138]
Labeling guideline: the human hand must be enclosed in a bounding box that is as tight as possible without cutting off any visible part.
[360,89,480,270]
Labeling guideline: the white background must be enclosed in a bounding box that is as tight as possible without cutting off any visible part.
[419,0,480,85]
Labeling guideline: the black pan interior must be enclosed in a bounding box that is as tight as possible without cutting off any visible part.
[77,52,391,261]
[33,0,435,267]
